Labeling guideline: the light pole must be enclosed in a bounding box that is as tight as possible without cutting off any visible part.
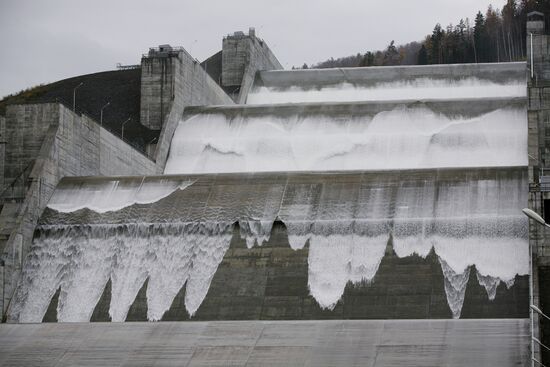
[524,208,550,367]
[121,117,131,141]
[524,208,550,228]
[100,102,110,126]
[73,82,84,112]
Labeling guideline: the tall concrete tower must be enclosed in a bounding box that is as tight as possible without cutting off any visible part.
[221,28,283,103]
[140,45,178,131]
[527,10,550,366]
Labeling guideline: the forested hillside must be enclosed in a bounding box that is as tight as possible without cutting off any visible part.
[301,0,550,69]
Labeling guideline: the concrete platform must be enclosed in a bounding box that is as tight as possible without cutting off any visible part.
[0,319,529,366]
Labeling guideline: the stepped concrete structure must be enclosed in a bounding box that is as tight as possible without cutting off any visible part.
[0,20,547,365]
[527,11,550,366]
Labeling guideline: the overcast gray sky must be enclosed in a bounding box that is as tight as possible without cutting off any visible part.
[0,0,506,98]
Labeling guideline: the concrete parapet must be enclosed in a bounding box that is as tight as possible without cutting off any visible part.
[183,96,527,121]
[253,62,526,90]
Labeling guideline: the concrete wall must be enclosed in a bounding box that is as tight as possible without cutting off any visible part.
[0,103,158,319]
[99,128,158,175]
[140,54,175,130]
[221,29,283,103]
[140,47,233,131]
[3,104,57,199]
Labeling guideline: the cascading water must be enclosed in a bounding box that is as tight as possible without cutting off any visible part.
[164,107,527,174]
[11,223,233,323]
[8,63,529,323]
[8,168,528,322]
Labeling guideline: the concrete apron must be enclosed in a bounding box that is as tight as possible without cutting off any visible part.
[0,319,529,366]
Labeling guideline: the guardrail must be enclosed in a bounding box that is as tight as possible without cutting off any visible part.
[530,182,550,192]
[116,63,140,70]
[142,46,185,59]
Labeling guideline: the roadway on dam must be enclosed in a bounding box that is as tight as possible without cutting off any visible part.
[0,319,529,366]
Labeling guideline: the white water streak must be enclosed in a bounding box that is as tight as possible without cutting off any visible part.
[307,234,387,309]
[439,257,471,319]
[48,178,194,213]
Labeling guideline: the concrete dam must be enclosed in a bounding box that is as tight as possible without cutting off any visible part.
[3,21,544,364]
[6,61,529,327]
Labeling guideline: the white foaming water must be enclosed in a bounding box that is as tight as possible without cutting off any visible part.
[246,79,526,104]
[439,257,471,319]
[304,233,526,316]
[476,271,502,301]
[48,178,193,213]
[9,223,232,322]
[164,108,526,174]
[239,220,275,248]
[307,234,387,309]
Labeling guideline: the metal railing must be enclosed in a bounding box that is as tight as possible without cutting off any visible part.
[116,63,140,70]
[142,46,185,59]
[530,182,550,192]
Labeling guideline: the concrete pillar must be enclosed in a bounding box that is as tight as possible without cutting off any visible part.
[139,46,178,130]
[527,11,549,366]
[221,29,283,102]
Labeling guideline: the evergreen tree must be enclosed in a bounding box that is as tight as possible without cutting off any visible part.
[417,44,428,65]
[473,11,487,62]
[383,40,401,65]
[307,3,547,69]
[430,24,444,63]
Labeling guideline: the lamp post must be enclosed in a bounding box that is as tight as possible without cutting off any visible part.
[100,102,111,126]
[524,208,550,366]
[524,208,550,228]
[73,82,84,112]
[121,117,131,141]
